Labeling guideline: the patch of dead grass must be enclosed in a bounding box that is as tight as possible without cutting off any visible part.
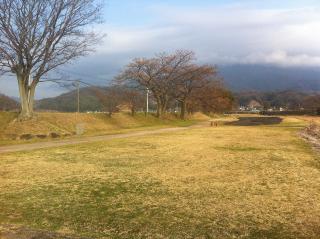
[0,117,320,238]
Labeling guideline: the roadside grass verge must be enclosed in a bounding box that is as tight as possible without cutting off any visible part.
[1,117,320,238]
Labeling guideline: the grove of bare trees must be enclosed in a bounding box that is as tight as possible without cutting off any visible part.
[0,0,102,119]
[93,86,145,117]
[116,50,234,119]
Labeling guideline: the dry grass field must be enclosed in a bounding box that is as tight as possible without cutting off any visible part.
[295,115,320,125]
[1,116,320,238]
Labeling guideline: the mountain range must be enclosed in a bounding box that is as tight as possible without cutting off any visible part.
[0,93,19,111]
[219,64,320,92]
[36,87,103,112]
[2,64,320,112]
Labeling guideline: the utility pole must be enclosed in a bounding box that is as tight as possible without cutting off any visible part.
[146,88,149,115]
[75,80,82,136]
[76,80,80,113]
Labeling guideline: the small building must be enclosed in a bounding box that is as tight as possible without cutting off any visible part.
[247,100,263,112]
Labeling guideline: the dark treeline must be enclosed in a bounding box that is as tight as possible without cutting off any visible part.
[11,88,320,116]
[235,91,320,112]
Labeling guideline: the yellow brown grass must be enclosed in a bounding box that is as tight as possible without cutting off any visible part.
[0,117,319,238]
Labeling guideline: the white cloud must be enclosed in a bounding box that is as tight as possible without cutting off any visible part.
[3,2,320,97]
[240,51,320,67]
[96,5,320,67]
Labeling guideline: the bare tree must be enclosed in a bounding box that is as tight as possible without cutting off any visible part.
[117,50,194,118]
[173,64,216,119]
[122,88,145,116]
[116,57,165,117]
[188,81,235,114]
[94,86,123,117]
[0,0,102,119]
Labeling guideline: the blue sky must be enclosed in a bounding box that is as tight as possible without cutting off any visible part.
[104,0,239,25]
[104,0,320,25]
[1,0,320,98]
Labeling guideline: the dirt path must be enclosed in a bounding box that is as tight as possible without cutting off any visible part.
[0,125,205,154]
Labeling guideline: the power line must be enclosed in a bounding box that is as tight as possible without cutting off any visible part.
[59,69,94,78]
[0,70,101,86]
[0,73,15,78]
[40,77,99,89]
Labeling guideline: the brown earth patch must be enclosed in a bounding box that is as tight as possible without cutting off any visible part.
[300,123,320,152]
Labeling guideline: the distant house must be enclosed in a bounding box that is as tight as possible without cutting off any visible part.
[247,100,263,111]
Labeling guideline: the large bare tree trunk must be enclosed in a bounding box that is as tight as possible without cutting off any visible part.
[156,95,167,118]
[160,103,167,117]
[156,97,161,118]
[155,95,169,118]
[17,75,36,120]
[28,84,36,116]
[131,106,136,116]
[157,101,167,118]
[180,101,187,120]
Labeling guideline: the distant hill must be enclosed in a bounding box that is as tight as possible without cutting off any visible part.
[0,93,19,111]
[36,64,320,113]
[36,87,103,112]
[219,64,320,92]
[234,90,312,109]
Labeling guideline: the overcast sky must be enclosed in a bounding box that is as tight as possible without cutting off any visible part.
[1,0,320,98]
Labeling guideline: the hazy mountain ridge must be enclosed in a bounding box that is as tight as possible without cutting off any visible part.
[12,64,320,112]
[0,93,19,110]
[219,64,320,92]
[36,87,103,112]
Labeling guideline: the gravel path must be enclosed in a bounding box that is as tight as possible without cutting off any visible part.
[0,125,205,154]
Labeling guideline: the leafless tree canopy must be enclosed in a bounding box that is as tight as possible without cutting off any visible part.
[188,80,235,114]
[0,0,103,119]
[116,50,227,119]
